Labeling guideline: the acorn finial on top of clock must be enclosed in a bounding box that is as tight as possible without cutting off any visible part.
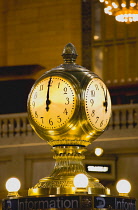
[62,43,78,63]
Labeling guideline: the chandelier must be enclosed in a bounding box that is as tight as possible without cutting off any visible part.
[99,0,138,23]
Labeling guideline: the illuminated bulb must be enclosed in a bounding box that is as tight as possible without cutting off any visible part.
[107,5,112,10]
[104,8,108,14]
[130,2,136,7]
[6,177,21,197]
[94,35,99,40]
[115,10,138,23]
[104,5,112,15]
[74,174,88,188]
[112,2,118,8]
[106,6,112,15]
[108,11,112,15]
[121,3,126,7]
[95,147,103,156]
[116,179,131,196]
[104,7,110,14]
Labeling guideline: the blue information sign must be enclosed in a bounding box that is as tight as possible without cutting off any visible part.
[94,196,136,210]
[2,195,136,210]
[3,196,80,210]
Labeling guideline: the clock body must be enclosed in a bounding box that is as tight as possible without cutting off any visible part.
[28,70,111,147]
[27,43,112,147]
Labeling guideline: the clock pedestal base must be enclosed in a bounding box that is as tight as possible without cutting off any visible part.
[28,146,105,196]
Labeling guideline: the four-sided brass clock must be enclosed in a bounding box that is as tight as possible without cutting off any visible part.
[27,43,112,196]
[27,43,111,147]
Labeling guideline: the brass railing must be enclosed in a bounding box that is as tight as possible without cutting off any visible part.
[0,104,138,138]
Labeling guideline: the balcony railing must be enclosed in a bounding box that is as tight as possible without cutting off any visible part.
[0,104,138,138]
[110,104,138,129]
[0,113,34,138]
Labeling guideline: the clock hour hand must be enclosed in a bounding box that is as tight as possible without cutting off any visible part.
[46,77,52,112]
[103,87,108,113]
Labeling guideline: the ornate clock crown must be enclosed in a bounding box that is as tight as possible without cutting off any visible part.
[62,42,78,63]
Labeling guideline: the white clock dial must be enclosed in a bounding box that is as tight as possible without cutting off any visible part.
[85,77,111,131]
[29,76,77,129]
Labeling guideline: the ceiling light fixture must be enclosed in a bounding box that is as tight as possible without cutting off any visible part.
[99,0,138,23]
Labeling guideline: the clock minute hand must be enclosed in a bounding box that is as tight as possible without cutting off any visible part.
[46,77,52,112]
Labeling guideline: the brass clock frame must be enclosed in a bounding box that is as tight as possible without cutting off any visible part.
[27,43,112,196]
[27,70,80,142]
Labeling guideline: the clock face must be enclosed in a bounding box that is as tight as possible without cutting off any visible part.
[85,77,111,131]
[28,76,77,130]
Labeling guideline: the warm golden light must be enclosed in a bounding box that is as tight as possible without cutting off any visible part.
[74,174,88,188]
[6,177,21,197]
[106,187,111,195]
[95,147,104,156]
[99,0,138,23]
[116,179,131,196]
[6,177,21,192]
